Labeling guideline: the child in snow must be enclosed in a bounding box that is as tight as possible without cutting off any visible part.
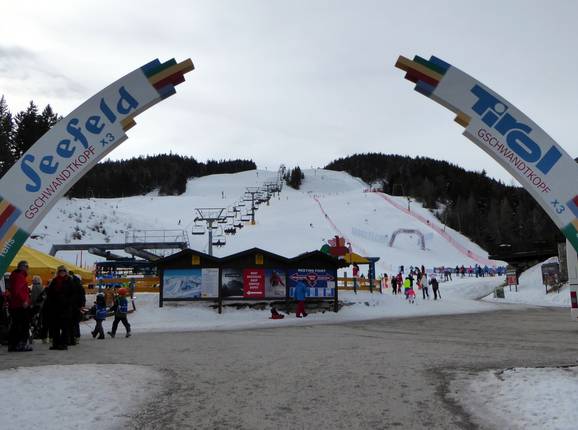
[407,287,416,304]
[107,288,131,338]
[403,276,412,300]
[91,293,107,339]
[270,308,285,320]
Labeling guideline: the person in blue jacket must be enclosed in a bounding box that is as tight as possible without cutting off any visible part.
[91,293,107,339]
[293,281,308,318]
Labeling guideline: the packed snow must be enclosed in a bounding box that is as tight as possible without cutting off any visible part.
[0,364,164,430]
[449,366,578,430]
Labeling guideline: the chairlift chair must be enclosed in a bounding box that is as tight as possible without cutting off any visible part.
[212,230,226,246]
[191,223,205,235]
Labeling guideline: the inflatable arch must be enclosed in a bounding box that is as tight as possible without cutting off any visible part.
[395,54,578,318]
[0,58,194,274]
[388,228,425,251]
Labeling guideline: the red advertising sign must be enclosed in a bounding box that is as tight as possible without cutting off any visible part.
[243,269,265,298]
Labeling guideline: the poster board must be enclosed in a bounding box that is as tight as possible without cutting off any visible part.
[541,263,560,287]
[222,268,286,299]
[163,268,218,299]
[288,268,335,298]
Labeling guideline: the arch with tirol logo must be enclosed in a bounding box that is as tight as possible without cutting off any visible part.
[395,54,578,319]
[0,58,194,274]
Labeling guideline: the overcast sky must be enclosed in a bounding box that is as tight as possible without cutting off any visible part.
[1,1,577,184]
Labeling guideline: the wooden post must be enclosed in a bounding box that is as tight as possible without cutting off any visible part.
[159,269,163,308]
[334,268,339,313]
[218,267,223,314]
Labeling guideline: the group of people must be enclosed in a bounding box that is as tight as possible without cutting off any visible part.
[1,261,86,351]
[1,260,132,353]
[437,264,503,281]
[386,265,441,302]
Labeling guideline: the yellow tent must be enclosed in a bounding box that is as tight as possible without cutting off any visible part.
[342,252,371,264]
[7,245,94,285]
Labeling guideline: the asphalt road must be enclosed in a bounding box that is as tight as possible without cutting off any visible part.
[1,307,577,429]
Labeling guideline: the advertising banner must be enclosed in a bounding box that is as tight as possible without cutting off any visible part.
[163,268,218,299]
[201,268,219,298]
[222,268,286,299]
[0,58,193,273]
[541,263,560,287]
[395,55,578,253]
[243,269,265,299]
[221,268,243,298]
[288,268,335,298]
[265,269,286,298]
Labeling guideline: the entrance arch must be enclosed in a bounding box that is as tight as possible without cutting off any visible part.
[0,58,194,273]
[396,54,578,318]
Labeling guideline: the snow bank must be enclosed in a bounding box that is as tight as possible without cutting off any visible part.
[0,364,164,430]
[483,257,570,308]
[450,366,578,430]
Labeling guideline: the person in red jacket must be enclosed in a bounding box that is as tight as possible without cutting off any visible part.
[7,261,32,352]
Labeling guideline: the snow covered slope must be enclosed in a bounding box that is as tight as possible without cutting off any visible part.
[27,169,499,274]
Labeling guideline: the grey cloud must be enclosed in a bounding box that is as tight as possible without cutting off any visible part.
[0,44,85,98]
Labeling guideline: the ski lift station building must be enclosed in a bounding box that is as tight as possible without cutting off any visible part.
[156,247,341,313]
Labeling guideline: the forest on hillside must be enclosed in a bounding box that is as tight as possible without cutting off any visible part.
[68,155,256,197]
[325,153,563,252]
[0,96,256,197]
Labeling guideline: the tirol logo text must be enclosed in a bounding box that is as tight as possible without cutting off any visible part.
[470,85,562,176]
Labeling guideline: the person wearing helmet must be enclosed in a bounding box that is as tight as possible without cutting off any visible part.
[91,294,107,340]
[107,288,131,338]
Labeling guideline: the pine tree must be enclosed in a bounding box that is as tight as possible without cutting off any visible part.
[13,101,46,159]
[0,96,14,177]
[287,166,303,189]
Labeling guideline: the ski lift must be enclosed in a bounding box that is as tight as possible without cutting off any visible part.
[191,223,205,235]
[224,227,237,235]
[212,239,226,247]
[212,229,226,246]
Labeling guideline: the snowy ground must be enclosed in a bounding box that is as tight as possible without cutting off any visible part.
[0,364,164,430]
[80,276,508,335]
[449,366,578,430]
